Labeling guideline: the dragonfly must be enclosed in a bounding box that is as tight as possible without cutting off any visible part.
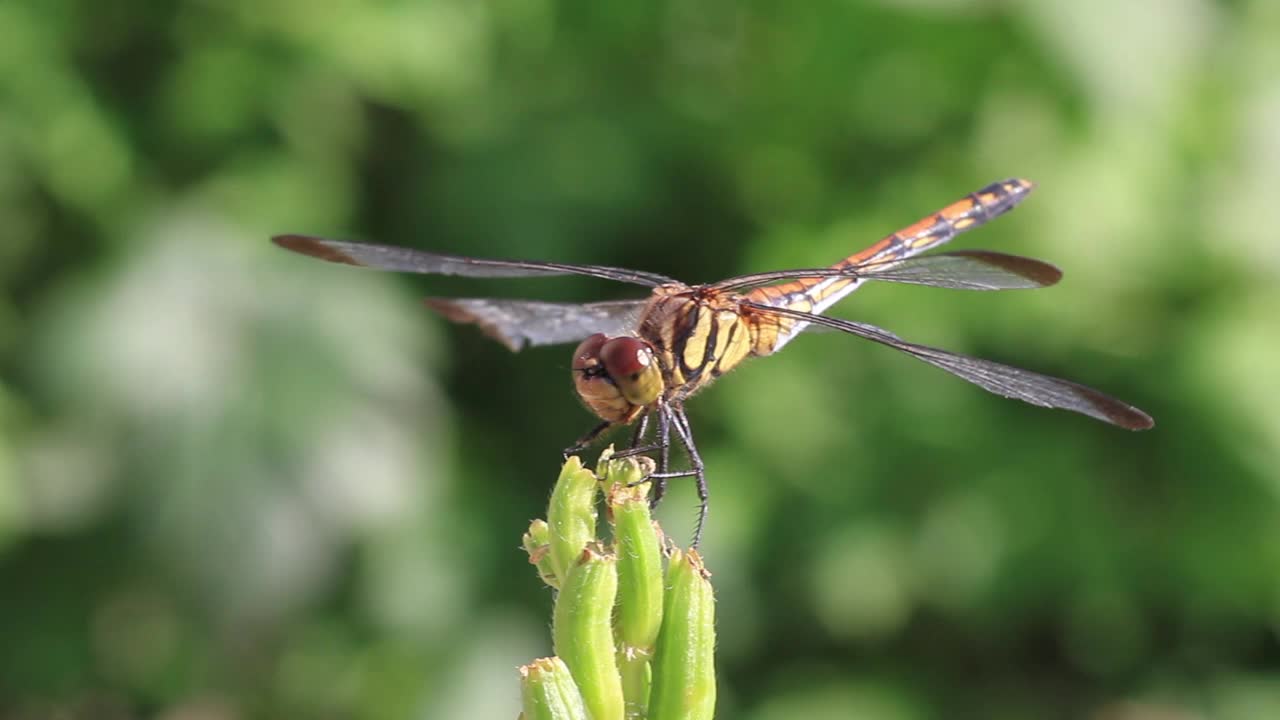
[273,178,1153,544]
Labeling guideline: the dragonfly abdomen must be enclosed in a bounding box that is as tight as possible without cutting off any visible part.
[836,177,1033,269]
[745,178,1036,352]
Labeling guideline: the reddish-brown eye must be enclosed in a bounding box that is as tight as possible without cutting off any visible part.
[601,337,662,406]
[572,333,608,372]
[600,337,651,378]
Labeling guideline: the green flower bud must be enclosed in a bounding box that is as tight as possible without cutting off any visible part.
[523,519,559,589]
[519,656,589,720]
[554,546,624,720]
[606,459,664,718]
[648,549,717,720]
[547,456,599,583]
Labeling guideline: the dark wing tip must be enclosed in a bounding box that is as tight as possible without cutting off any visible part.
[1116,407,1155,431]
[271,234,363,267]
[956,250,1064,287]
[423,298,525,352]
[1079,385,1154,430]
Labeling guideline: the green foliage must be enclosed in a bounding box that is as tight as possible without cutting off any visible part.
[2,1,1279,717]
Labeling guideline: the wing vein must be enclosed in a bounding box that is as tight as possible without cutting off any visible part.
[742,300,1153,430]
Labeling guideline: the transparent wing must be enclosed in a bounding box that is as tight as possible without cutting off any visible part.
[714,251,1062,292]
[273,235,676,288]
[424,297,647,351]
[743,300,1153,430]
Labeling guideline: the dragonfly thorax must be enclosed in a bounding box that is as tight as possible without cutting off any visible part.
[571,333,664,424]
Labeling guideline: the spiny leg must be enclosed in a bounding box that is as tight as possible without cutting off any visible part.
[614,407,672,505]
[630,411,651,449]
[644,405,707,546]
[613,411,661,458]
[563,420,612,460]
[670,407,707,546]
[654,407,672,506]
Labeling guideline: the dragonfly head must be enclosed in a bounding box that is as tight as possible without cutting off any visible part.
[571,333,663,423]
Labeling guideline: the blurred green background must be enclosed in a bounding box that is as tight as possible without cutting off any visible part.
[2,0,1279,718]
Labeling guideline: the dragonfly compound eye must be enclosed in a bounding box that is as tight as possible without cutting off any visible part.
[572,333,651,423]
[571,333,609,375]
[601,336,662,406]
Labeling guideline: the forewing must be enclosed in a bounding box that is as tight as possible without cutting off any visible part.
[272,235,675,287]
[424,298,647,351]
[714,251,1061,292]
[743,301,1153,430]
[855,251,1062,290]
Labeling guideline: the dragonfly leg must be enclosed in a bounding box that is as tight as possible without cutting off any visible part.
[630,408,673,507]
[630,411,651,448]
[563,420,612,460]
[659,407,672,476]
[671,407,707,547]
[653,407,672,506]
[616,408,671,503]
[642,405,707,546]
[612,411,660,458]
